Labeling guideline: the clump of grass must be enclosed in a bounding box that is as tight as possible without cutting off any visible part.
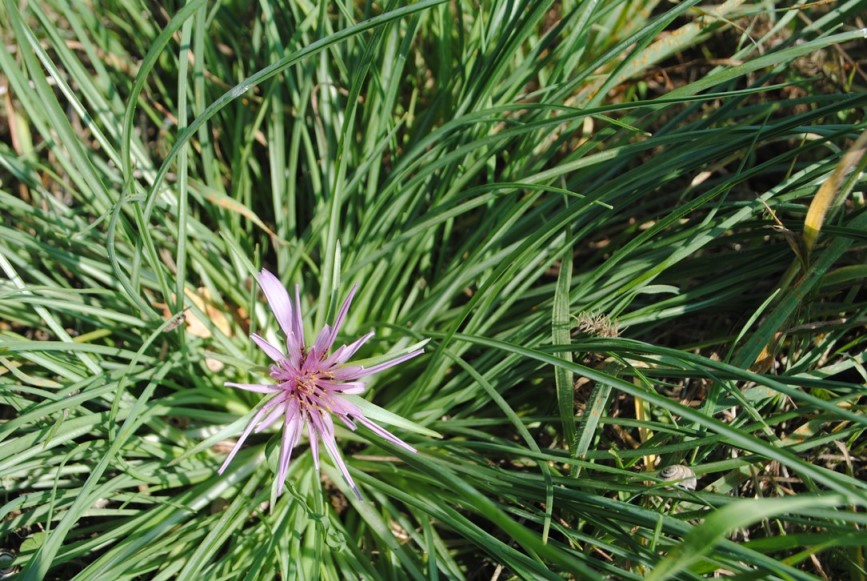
[1,1,866,579]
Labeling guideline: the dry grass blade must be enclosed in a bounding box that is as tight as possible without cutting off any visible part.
[803,127,867,257]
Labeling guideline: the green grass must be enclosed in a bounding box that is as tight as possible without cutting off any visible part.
[1,0,866,579]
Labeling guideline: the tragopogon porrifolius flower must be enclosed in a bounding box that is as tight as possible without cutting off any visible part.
[219,269,423,499]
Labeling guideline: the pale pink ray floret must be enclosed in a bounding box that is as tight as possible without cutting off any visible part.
[219,269,423,499]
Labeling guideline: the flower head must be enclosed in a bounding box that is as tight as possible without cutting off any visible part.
[219,269,423,499]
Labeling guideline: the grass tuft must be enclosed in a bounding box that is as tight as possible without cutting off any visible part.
[1,1,866,578]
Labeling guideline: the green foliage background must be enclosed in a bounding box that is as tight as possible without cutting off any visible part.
[1,1,866,579]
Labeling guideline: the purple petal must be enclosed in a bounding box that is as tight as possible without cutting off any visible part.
[285,333,303,367]
[251,334,286,363]
[309,324,333,365]
[308,419,321,470]
[315,413,361,499]
[276,409,303,495]
[254,396,293,434]
[218,404,272,474]
[225,382,280,394]
[337,414,358,431]
[355,415,417,453]
[331,348,424,380]
[328,395,362,418]
[292,285,305,346]
[321,332,374,368]
[259,270,295,339]
[317,379,366,395]
[326,285,358,350]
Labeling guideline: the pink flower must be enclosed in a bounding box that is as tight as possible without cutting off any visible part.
[219,269,423,499]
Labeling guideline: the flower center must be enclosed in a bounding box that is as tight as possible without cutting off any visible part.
[296,371,318,397]
[269,365,338,414]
